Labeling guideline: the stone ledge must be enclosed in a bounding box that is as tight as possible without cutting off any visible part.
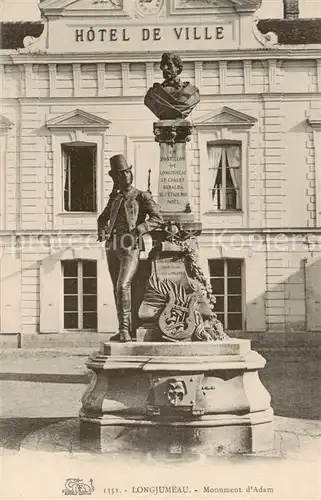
[88,353,266,371]
[79,408,274,428]
[102,340,250,357]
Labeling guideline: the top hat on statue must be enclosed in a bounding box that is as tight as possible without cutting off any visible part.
[109,154,132,177]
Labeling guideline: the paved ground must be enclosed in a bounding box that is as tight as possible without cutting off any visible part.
[0,346,320,499]
[1,345,320,419]
[259,347,321,420]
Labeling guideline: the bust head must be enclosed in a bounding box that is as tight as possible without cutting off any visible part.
[144,52,200,120]
[160,52,183,85]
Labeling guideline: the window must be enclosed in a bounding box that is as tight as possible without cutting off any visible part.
[208,143,241,211]
[209,259,243,330]
[63,260,97,330]
[62,143,97,212]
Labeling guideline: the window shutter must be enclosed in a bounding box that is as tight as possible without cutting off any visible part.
[97,257,118,333]
[208,145,222,210]
[306,258,321,331]
[0,253,21,333]
[63,150,70,211]
[226,145,241,209]
[245,253,266,332]
[40,257,62,333]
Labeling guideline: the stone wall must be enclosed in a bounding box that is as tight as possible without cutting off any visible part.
[0,55,321,335]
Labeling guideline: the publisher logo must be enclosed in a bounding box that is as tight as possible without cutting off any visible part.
[62,478,94,496]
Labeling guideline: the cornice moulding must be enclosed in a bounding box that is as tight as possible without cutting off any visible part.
[308,114,321,129]
[199,228,321,235]
[1,93,319,106]
[1,228,320,237]
[6,48,321,65]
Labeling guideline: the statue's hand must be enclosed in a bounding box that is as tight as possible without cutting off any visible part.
[129,228,139,238]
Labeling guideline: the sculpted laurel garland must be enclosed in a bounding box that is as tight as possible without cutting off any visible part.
[180,242,228,341]
[148,240,228,341]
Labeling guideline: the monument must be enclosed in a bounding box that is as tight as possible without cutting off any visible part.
[80,52,273,455]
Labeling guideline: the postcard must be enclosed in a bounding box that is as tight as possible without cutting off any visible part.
[0,0,320,499]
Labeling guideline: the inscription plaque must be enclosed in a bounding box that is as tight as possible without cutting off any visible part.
[158,143,189,213]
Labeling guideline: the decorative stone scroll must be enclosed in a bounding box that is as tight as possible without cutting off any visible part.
[154,120,192,145]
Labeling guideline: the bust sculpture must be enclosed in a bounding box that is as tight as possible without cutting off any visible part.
[144,52,200,120]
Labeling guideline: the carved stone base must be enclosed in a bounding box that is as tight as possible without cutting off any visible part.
[80,414,274,455]
[79,341,274,455]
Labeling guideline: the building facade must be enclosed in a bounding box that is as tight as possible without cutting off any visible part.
[0,0,321,345]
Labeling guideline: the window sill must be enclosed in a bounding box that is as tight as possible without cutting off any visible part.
[203,210,243,215]
[57,212,97,217]
[62,329,97,333]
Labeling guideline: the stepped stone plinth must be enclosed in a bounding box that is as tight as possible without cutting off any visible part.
[79,340,274,455]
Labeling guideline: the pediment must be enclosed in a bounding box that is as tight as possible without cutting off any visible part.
[194,106,257,128]
[0,115,13,130]
[171,0,262,14]
[40,0,121,9]
[39,0,127,17]
[68,0,122,11]
[39,0,261,17]
[39,0,160,18]
[46,109,111,129]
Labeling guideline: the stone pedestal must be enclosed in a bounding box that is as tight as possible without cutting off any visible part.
[79,341,274,455]
[154,119,201,230]
[136,119,218,342]
[155,120,193,221]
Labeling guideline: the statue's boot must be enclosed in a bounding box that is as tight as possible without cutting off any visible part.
[109,332,131,342]
[119,330,132,342]
[110,292,132,342]
[109,330,131,342]
[109,332,120,342]
[109,286,121,342]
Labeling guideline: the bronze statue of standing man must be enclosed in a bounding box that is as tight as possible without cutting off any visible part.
[98,154,163,342]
